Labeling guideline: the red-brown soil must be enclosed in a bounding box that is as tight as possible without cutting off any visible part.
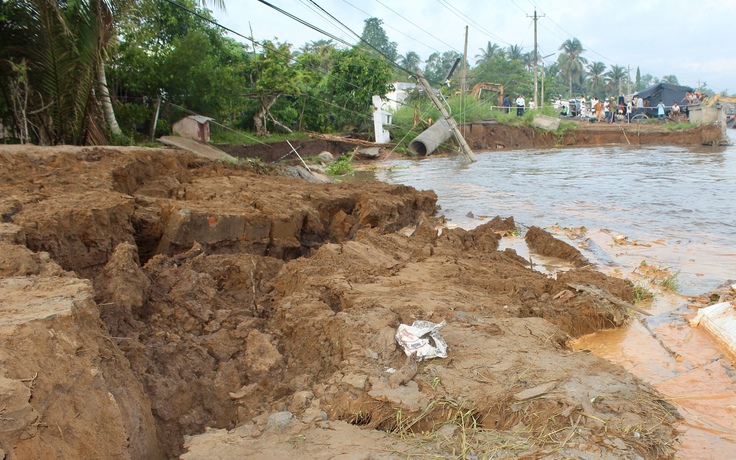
[222,123,725,165]
[462,121,725,151]
[0,145,680,459]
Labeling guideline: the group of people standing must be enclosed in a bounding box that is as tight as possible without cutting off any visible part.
[501,95,536,116]
[574,94,688,123]
[576,95,625,122]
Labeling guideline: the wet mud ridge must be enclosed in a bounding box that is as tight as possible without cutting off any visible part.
[0,145,680,459]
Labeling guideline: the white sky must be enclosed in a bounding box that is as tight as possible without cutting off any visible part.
[212,0,735,94]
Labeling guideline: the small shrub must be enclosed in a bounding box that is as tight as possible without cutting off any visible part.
[326,156,354,175]
[664,122,698,131]
[659,270,681,292]
[633,283,654,303]
[109,130,132,146]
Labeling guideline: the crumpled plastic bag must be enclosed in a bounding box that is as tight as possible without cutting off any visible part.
[394,320,448,361]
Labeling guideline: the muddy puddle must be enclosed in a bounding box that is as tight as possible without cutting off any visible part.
[372,140,736,458]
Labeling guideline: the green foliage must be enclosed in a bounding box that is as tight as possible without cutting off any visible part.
[300,47,393,132]
[471,55,532,99]
[557,38,588,97]
[664,122,697,131]
[392,95,570,133]
[209,126,307,145]
[326,156,354,175]
[605,64,628,95]
[659,271,681,292]
[0,0,110,144]
[154,119,170,138]
[423,51,462,83]
[162,31,249,121]
[115,102,152,137]
[109,130,132,146]
[359,18,398,62]
[633,283,654,304]
[1,0,691,145]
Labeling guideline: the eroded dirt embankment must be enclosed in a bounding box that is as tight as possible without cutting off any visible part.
[222,123,726,163]
[461,121,725,151]
[0,145,679,459]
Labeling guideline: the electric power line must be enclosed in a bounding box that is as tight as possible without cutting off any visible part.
[339,0,443,56]
[435,0,511,47]
[257,0,421,80]
[163,0,423,115]
[371,0,461,54]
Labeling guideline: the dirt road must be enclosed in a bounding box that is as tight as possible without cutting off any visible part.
[0,145,680,459]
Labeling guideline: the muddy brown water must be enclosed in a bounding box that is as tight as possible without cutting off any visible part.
[366,135,736,459]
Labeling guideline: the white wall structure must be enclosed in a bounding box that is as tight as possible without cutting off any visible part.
[372,95,391,144]
[383,82,418,113]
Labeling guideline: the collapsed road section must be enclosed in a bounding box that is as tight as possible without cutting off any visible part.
[0,145,679,459]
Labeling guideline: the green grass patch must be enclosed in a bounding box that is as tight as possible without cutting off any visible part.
[209,126,308,145]
[659,270,681,292]
[664,122,698,131]
[392,96,563,130]
[633,283,654,303]
[326,156,354,175]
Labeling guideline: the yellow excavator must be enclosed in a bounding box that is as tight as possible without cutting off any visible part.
[705,94,736,128]
[470,82,504,107]
[705,94,736,107]
[455,82,505,106]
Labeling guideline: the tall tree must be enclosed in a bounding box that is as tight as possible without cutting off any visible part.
[471,54,532,100]
[661,75,679,85]
[605,64,627,95]
[586,61,606,97]
[246,40,301,136]
[423,50,461,83]
[0,0,224,145]
[398,51,422,74]
[359,18,398,62]
[475,41,501,64]
[640,73,655,89]
[506,44,525,61]
[557,38,588,96]
[635,66,642,91]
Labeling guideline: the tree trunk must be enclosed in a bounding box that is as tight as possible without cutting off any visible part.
[253,95,279,136]
[97,61,123,138]
[569,74,572,98]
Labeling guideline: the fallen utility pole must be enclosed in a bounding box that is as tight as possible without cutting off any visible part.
[416,75,476,163]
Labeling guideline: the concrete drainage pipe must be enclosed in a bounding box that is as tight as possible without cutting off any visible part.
[409,119,452,156]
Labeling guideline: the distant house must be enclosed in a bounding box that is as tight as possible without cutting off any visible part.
[383,82,419,112]
[172,115,214,143]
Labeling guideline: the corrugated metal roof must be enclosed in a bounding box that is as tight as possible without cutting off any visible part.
[187,115,214,124]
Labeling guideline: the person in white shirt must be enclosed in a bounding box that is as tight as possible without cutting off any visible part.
[529,100,536,110]
[515,95,525,116]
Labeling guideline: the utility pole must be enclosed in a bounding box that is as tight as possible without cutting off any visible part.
[462,26,468,95]
[417,75,476,163]
[528,8,544,107]
[627,65,631,95]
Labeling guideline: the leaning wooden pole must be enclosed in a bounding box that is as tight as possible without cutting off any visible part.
[417,75,477,163]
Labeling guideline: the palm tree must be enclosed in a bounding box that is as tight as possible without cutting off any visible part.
[586,61,606,96]
[520,52,534,72]
[475,41,500,64]
[557,38,588,96]
[6,0,224,145]
[605,64,628,96]
[506,44,525,61]
[661,75,679,85]
[398,51,422,73]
